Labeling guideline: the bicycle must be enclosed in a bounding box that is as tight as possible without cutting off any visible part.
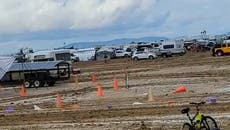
[181,101,219,130]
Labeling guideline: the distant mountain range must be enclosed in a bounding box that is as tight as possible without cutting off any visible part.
[60,36,168,49]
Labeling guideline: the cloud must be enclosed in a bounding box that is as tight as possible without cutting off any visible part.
[1,0,230,54]
[154,0,230,36]
[1,0,230,36]
[0,0,158,34]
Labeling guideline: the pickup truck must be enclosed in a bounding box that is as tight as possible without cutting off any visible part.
[151,48,172,58]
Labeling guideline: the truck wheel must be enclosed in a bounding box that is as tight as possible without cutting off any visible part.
[162,53,167,58]
[216,50,223,56]
[179,52,185,56]
[40,81,45,87]
[34,80,42,87]
[124,54,129,58]
[149,55,154,60]
[133,57,139,61]
[24,81,31,88]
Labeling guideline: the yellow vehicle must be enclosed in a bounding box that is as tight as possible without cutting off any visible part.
[212,40,230,56]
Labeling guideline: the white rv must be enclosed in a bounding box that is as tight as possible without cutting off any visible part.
[159,40,186,55]
[72,48,96,61]
[28,49,71,62]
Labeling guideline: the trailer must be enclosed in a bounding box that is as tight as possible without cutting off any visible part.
[27,49,71,62]
[72,48,96,61]
[159,40,186,55]
[1,61,71,88]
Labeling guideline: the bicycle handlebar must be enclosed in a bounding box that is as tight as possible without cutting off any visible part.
[189,101,206,106]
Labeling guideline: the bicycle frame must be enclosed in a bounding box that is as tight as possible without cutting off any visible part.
[186,104,203,126]
[186,112,203,126]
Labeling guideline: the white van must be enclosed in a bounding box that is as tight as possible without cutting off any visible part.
[159,40,186,55]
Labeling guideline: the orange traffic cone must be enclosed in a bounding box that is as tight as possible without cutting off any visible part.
[173,85,186,93]
[92,73,97,82]
[97,84,103,97]
[20,84,26,97]
[56,94,63,108]
[113,78,119,90]
[168,100,176,105]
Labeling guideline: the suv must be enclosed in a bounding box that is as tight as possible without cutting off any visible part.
[132,50,157,60]
[212,40,230,56]
[115,48,131,58]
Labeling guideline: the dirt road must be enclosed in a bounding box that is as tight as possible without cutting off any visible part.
[0,52,230,130]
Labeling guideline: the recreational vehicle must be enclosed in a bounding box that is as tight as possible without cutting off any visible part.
[28,49,71,62]
[159,41,186,55]
[72,48,96,61]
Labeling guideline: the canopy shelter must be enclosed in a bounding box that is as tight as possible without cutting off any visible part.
[0,56,15,80]
[1,61,71,83]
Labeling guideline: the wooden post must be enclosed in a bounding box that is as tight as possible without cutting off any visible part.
[75,75,79,87]
[125,68,129,89]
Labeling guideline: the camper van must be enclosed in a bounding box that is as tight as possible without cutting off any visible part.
[72,48,96,61]
[28,49,71,62]
[159,41,186,55]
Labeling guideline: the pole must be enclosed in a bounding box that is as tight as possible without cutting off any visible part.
[125,67,129,89]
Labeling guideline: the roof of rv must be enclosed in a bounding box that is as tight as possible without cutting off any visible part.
[76,48,95,52]
[161,41,176,45]
[32,49,71,55]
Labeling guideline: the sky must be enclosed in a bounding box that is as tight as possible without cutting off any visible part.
[0,0,230,54]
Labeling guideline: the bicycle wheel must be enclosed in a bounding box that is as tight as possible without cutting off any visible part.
[181,123,193,130]
[202,116,219,130]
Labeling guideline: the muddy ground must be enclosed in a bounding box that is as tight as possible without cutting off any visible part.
[0,52,230,130]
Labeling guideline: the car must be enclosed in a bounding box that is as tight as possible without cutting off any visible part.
[134,47,171,58]
[151,48,172,58]
[132,50,157,60]
[115,49,131,58]
[212,40,230,56]
[115,47,132,58]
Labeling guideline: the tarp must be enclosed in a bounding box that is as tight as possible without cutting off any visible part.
[8,61,68,72]
[0,56,15,80]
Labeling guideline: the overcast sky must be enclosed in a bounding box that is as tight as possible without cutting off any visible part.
[0,0,230,54]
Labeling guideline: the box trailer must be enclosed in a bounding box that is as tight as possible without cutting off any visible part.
[1,61,71,88]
